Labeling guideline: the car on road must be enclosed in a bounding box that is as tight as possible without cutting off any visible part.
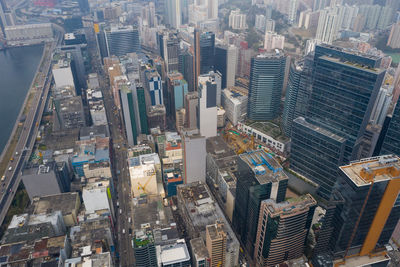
[119,209,122,214]
[122,229,125,234]
[1,175,5,182]
[8,167,12,171]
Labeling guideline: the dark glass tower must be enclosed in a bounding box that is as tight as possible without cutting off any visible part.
[215,45,228,89]
[290,44,386,200]
[232,150,288,257]
[247,51,286,121]
[199,31,215,75]
[380,99,400,156]
[282,55,313,137]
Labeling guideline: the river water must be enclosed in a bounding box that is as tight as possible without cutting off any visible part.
[0,44,44,153]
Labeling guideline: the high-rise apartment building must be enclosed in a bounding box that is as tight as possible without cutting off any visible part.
[381,99,400,156]
[165,0,181,28]
[247,51,286,121]
[198,71,220,138]
[282,55,313,137]
[263,32,285,52]
[288,0,298,24]
[255,15,266,32]
[206,221,227,267]
[313,0,330,11]
[215,45,238,89]
[232,150,288,257]
[290,44,385,200]
[316,7,339,44]
[333,155,400,258]
[105,25,140,57]
[387,22,400,49]
[254,194,316,267]
[229,9,247,30]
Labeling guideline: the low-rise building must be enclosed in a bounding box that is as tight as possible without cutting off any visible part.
[82,180,113,220]
[158,239,191,267]
[237,121,290,153]
[30,192,80,227]
[83,161,112,179]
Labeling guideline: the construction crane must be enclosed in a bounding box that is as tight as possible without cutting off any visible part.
[137,170,155,196]
[224,127,255,154]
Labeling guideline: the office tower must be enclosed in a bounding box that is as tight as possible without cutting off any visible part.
[105,25,140,57]
[198,31,215,75]
[265,5,272,19]
[137,86,149,134]
[167,72,188,116]
[215,45,238,89]
[181,0,189,24]
[165,0,181,28]
[148,2,157,27]
[290,45,385,200]
[229,9,247,30]
[134,228,158,267]
[282,56,313,137]
[52,54,76,89]
[179,48,195,92]
[288,0,298,24]
[120,82,141,145]
[247,51,286,121]
[182,133,206,184]
[185,91,198,129]
[316,8,339,44]
[332,156,400,260]
[254,194,317,267]
[255,15,266,32]
[194,29,201,90]
[95,23,109,60]
[59,44,87,94]
[313,0,330,11]
[263,32,285,51]
[381,99,400,156]
[144,69,164,106]
[206,221,227,267]
[198,71,220,138]
[387,22,400,49]
[232,150,288,257]
[159,31,180,73]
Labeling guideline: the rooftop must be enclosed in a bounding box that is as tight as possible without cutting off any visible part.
[206,136,236,159]
[262,194,317,218]
[239,150,287,184]
[340,155,400,187]
[245,121,289,142]
[159,240,190,265]
[332,252,390,267]
[189,238,209,260]
[30,192,79,216]
[133,195,175,230]
[293,117,346,143]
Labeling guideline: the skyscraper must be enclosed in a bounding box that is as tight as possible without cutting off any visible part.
[232,150,288,257]
[247,51,286,121]
[185,91,198,129]
[381,99,400,156]
[215,44,238,89]
[288,0,298,24]
[105,25,141,57]
[158,31,180,73]
[179,47,195,92]
[120,82,142,145]
[165,0,181,29]
[198,71,220,138]
[195,31,215,76]
[282,55,313,137]
[167,72,188,116]
[144,69,164,106]
[290,44,385,200]
[333,155,400,259]
[254,194,316,267]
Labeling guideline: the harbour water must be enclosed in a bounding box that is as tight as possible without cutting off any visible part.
[0,44,44,153]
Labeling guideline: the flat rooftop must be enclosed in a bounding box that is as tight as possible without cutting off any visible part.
[206,136,236,159]
[239,150,287,184]
[333,252,390,267]
[133,195,174,230]
[160,240,190,265]
[340,155,400,187]
[30,192,79,216]
[245,121,289,142]
[293,117,346,143]
[262,194,316,218]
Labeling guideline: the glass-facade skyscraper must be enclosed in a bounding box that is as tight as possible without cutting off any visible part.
[282,55,313,137]
[247,51,286,121]
[380,98,400,156]
[290,44,386,200]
